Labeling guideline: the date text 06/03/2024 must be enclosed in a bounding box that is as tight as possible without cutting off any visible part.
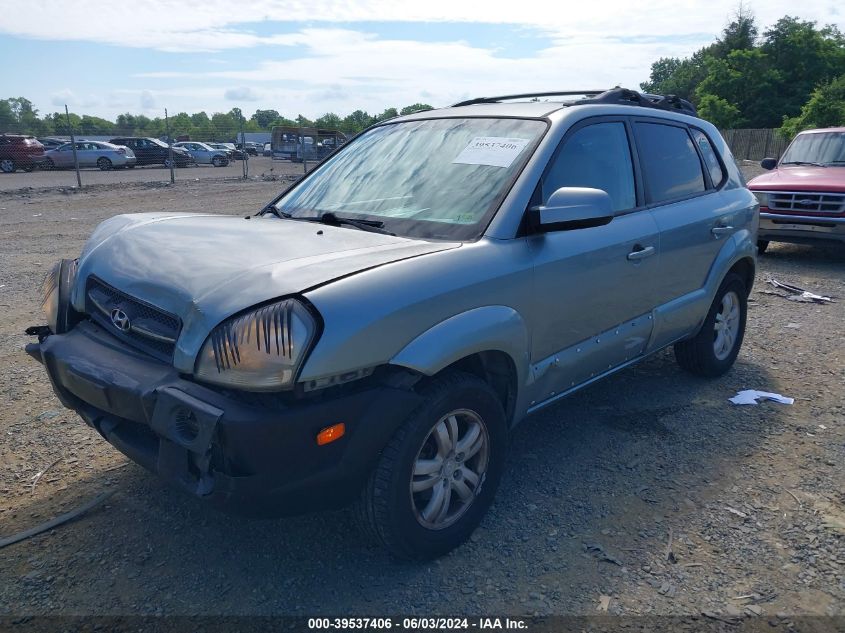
[307,617,528,630]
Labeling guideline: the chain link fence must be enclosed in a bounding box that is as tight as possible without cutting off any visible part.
[0,106,323,190]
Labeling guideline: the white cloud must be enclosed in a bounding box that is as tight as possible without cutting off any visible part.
[0,0,841,52]
[51,89,76,107]
[140,90,156,110]
[224,86,261,101]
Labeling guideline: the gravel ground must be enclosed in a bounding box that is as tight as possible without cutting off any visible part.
[0,169,842,626]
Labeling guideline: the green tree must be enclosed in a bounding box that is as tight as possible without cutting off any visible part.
[314,112,342,129]
[250,109,281,129]
[340,110,375,134]
[781,73,845,138]
[375,107,398,122]
[696,48,783,126]
[697,94,742,128]
[399,103,434,115]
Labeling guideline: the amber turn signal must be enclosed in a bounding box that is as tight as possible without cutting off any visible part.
[316,423,345,446]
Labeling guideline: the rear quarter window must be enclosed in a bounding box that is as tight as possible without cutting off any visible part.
[691,128,726,187]
[635,122,706,204]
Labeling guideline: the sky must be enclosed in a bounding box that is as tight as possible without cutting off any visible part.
[0,0,842,121]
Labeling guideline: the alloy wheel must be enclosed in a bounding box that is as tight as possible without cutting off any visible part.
[713,290,740,361]
[410,408,489,530]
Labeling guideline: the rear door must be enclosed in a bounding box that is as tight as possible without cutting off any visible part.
[632,119,735,348]
[527,117,660,403]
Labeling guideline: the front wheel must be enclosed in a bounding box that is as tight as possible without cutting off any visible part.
[211,155,227,167]
[674,273,747,377]
[353,371,508,560]
[97,157,112,171]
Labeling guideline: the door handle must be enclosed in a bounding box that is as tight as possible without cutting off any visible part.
[711,225,734,237]
[627,245,655,261]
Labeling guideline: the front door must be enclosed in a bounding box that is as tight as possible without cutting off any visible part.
[527,118,659,406]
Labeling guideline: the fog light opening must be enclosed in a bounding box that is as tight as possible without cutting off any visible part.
[174,407,200,443]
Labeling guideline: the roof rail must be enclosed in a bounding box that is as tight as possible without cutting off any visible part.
[450,87,698,117]
[451,90,607,107]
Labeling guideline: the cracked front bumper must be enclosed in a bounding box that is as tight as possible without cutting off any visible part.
[27,321,422,516]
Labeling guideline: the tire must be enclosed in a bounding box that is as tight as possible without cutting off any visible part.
[23,165,35,172]
[163,158,174,169]
[97,157,112,171]
[353,371,508,560]
[126,164,135,169]
[44,158,55,170]
[757,240,769,254]
[674,273,747,378]
[0,158,15,173]
[212,155,227,167]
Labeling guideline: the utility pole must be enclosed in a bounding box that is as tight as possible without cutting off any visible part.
[65,105,81,188]
[164,108,175,184]
[237,108,247,179]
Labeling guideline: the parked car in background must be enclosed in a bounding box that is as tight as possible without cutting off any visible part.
[45,141,137,170]
[108,137,193,168]
[38,137,68,150]
[172,142,229,167]
[28,88,756,559]
[0,134,47,173]
[748,127,845,252]
[208,142,246,160]
[237,142,261,156]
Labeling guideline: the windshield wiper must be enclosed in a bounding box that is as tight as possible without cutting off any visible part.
[781,161,827,167]
[316,212,395,235]
[265,209,395,235]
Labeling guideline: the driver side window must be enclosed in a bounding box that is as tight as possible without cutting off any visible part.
[542,122,636,212]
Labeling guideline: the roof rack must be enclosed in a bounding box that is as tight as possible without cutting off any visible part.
[452,90,606,107]
[451,87,698,117]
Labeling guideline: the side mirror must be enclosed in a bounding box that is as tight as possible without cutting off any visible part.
[760,157,777,170]
[529,187,615,233]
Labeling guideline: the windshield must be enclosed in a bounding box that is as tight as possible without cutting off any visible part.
[273,117,546,240]
[150,138,169,148]
[781,131,845,165]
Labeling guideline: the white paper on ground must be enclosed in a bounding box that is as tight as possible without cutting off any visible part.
[452,137,530,168]
[729,390,795,405]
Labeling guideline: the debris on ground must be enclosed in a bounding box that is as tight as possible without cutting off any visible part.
[729,390,794,405]
[765,278,833,303]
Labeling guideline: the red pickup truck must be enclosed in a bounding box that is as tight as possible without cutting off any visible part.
[747,127,845,253]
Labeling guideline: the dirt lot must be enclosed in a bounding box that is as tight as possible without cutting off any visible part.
[0,172,842,627]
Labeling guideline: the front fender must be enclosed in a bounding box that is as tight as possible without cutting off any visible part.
[389,304,530,386]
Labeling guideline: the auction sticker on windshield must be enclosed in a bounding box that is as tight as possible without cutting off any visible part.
[452,137,530,168]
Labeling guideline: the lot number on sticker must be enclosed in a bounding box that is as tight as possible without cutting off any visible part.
[452,137,530,168]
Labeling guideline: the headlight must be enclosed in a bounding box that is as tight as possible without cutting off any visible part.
[194,299,317,391]
[40,259,77,334]
[753,191,768,208]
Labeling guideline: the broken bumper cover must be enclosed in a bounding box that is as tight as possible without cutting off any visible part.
[27,321,422,516]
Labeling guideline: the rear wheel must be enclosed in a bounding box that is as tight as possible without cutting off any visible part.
[0,159,15,173]
[212,155,227,167]
[97,157,112,171]
[674,273,747,377]
[757,240,769,254]
[354,371,507,560]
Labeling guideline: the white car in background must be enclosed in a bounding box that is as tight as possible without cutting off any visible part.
[172,142,230,167]
[45,141,136,170]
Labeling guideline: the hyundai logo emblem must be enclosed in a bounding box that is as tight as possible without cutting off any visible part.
[110,308,131,332]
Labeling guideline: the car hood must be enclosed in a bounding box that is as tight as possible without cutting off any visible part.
[747,165,845,192]
[73,212,460,367]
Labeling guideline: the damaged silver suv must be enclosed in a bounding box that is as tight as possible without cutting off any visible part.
[28,88,757,559]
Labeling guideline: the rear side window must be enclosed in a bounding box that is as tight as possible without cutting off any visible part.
[542,122,636,212]
[691,129,726,187]
[635,122,705,203]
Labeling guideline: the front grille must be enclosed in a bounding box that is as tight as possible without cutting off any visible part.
[85,277,181,361]
[766,191,845,216]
